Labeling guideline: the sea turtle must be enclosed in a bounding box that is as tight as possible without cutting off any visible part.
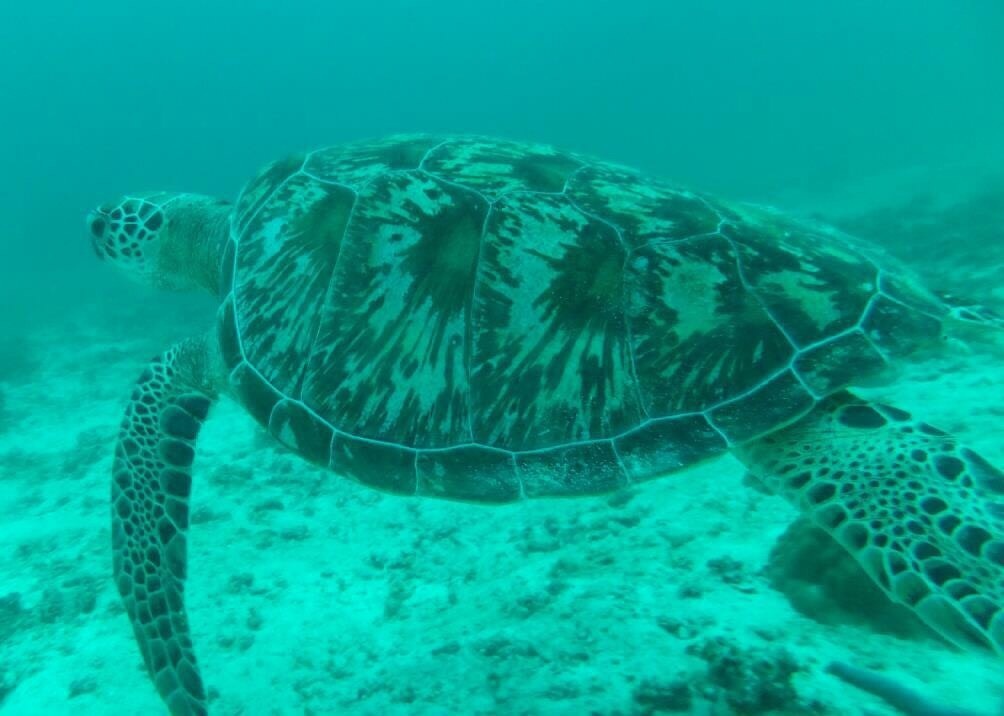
[87,135,1004,715]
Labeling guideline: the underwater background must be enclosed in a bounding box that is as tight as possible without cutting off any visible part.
[1,1,1002,713]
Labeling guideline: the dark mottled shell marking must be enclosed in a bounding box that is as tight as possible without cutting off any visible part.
[303,170,489,447]
[627,235,793,417]
[470,191,642,450]
[235,174,354,396]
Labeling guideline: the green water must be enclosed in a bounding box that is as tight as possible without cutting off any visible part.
[1,2,1002,714]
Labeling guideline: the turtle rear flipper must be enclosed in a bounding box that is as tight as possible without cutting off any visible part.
[737,392,1004,655]
[112,336,216,716]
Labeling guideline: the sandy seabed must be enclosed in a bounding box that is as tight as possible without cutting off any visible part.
[0,301,1001,716]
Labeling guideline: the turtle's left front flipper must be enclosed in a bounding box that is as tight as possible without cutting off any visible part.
[112,336,217,715]
[736,392,1004,655]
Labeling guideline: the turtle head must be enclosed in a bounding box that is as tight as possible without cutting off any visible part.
[87,195,168,274]
[88,192,231,293]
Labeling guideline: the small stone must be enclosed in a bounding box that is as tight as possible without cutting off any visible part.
[633,678,692,713]
[657,616,696,640]
[37,588,64,625]
[253,497,285,513]
[0,593,27,641]
[226,573,255,594]
[279,524,310,542]
[677,582,703,599]
[68,676,97,698]
[431,641,460,656]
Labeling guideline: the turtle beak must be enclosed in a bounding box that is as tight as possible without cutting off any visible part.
[87,210,107,260]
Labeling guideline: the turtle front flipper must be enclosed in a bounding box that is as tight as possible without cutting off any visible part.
[112,337,217,715]
[736,392,1004,655]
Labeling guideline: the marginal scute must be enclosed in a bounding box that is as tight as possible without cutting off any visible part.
[710,370,815,444]
[516,442,626,497]
[614,415,728,479]
[268,400,333,467]
[217,296,242,372]
[218,238,237,296]
[331,433,417,495]
[963,595,997,630]
[879,271,947,316]
[861,294,943,357]
[794,330,888,395]
[416,447,520,502]
[228,362,283,429]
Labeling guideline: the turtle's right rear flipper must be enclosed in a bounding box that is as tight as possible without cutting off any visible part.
[736,392,1004,656]
[112,337,215,715]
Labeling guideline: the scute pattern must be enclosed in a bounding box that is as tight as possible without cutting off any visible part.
[471,192,642,449]
[304,170,489,447]
[227,134,951,497]
[794,330,889,395]
[330,433,417,495]
[862,295,944,356]
[234,174,354,395]
[268,400,333,466]
[234,155,304,236]
[613,415,727,481]
[724,206,876,347]
[416,448,520,502]
[710,369,815,443]
[304,135,443,189]
[566,163,721,247]
[422,136,584,198]
[516,442,627,498]
[627,235,793,416]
